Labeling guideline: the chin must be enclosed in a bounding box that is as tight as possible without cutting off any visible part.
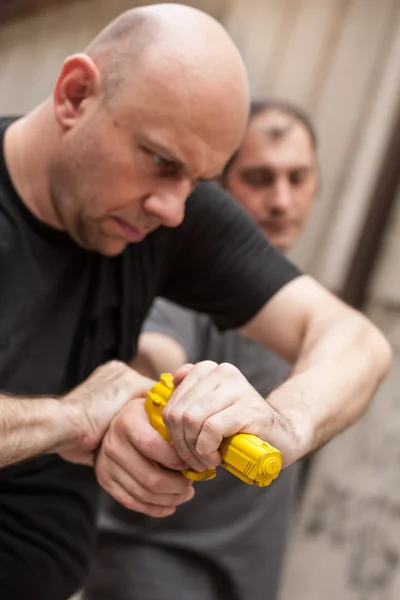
[263,231,290,253]
[96,239,128,257]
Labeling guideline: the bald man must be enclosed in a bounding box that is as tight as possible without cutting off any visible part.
[83,101,319,600]
[0,5,391,600]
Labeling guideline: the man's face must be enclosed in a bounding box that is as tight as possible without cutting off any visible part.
[224,110,318,251]
[49,60,240,256]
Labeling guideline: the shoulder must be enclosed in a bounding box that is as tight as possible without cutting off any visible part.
[145,182,248,252]
[171,181,262,255]
[185,181,246,225]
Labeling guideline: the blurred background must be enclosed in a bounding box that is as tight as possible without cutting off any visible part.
[0,1,399,599]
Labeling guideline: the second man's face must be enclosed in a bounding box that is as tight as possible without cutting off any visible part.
[224,111,318,252]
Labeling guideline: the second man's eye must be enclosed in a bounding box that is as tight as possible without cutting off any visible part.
[241,168,276,188]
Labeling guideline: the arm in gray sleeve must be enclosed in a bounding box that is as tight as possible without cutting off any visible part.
[141,298,205,365]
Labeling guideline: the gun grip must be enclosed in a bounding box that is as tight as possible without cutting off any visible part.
[145,377,216,481]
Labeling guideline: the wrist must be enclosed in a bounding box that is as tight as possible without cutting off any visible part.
[48,397,86,456]
[265,393,314,466]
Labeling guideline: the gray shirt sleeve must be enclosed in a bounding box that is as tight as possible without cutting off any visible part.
[142,298,206,364]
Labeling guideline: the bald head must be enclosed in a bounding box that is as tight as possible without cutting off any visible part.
[85,4,249,148]
[86,4,243,68]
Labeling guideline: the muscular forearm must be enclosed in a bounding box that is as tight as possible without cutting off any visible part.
[0,394,77,468]
[130,353,160,380]
[0,362,160,471]
[131,332,189,380]
[267,307,392,466]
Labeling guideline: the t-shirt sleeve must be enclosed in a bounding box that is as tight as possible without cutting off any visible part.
[142,298,205,364]
[159,181,302,331]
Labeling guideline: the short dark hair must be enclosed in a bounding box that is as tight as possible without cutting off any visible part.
[222,99,318,179]
[249,99,317,149]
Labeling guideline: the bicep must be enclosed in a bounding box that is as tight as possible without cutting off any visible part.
[239,275,344,363]
[131,332,189,379]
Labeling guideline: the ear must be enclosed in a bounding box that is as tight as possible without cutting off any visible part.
[53,53,101,129]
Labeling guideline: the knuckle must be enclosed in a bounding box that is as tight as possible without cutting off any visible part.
[108,484,135,510]
[123,366,140,383]
[202,417,220,437]
[223,411,242,431]
[182,410,198,428]
[98,360,125,376]
[179,450,195,464]
[108,359,125,370]
[118,495,136,511]
[135,433,154,456]
[145,471,163,492]
[198,360,218,370]
[218,362,240,376]
[87,360,127,385]
[164,408,181,426]
[113,410,132,435]
[197,360,219,377]
[130,486,145,502]
[102,432,119,461]
[191,360,218,376]
[194,446,208,459]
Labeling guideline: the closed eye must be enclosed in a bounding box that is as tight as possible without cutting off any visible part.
[289,168,310,186]
[240,167,275,188]
[141,146,181,177]
[153,154,181,177]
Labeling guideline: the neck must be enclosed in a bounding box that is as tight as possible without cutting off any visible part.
[4,101,65,230]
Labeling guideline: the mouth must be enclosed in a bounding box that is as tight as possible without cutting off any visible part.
[261,220,291,234]
[112,217,148,242]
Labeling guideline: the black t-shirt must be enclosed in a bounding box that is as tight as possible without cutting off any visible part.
[0,117,300,600]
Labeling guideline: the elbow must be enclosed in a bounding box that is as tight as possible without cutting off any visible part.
[375,329,392,378]
[364,318,392,381]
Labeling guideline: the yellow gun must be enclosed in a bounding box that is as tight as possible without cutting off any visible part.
[145,373,282,487]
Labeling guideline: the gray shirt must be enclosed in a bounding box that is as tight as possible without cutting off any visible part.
[88,299,299,600]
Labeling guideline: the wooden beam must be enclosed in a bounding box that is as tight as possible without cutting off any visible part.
[341,97,400,309]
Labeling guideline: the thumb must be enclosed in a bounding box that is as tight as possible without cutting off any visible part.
[127,370,157,400]
[129,399,188,470]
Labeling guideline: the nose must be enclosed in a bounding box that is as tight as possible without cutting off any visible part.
[144,179,192,228]
[267,177,292,211]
